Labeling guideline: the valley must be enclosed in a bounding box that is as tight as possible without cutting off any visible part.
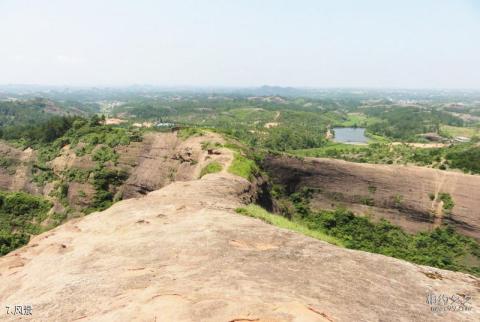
[0,88,480,320]
[3,1,480,320]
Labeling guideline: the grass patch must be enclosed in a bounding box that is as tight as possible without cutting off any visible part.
[337,113,369,127]
[441,125,478,138]
[177,127,203,140]
[290,141,480,175]
[290,142,365,158]
[199,161,222,178]
[364,131,391,143]
[235,204,343,246]
[228,153,258,181]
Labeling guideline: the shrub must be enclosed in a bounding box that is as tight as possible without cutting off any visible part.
[50,182,69,206]
[32,166,56,185]
[439,192,454,213]
[92,146,119,164]
[201,141,222,151]
[0,156,18,174]
[64,168,91,183]
[393,194,403,208]
[264,184,480,275]
[0,191,53,255]
[89,167,128,212]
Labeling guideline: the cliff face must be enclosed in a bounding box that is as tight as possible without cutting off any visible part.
[118,131,224,198]
[0,131,227,211]
[0,142,40,195]
[1,171,479,321]
[263,155,480,240]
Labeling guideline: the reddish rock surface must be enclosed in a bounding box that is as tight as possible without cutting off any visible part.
[0,172,479,321]
[264,156,480,240]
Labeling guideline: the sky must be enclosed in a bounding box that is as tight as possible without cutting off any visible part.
[0,0,479,89]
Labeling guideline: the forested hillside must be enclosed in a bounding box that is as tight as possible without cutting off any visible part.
[1,90,479,278]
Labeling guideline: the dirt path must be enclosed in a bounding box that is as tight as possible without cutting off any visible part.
[274,111,280,121]
[392,142,449,148]
[264,111,281,128]
[184,132,234,179]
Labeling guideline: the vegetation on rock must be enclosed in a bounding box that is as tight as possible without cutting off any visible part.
[0,191,53,255]
[237,200,480,276]
[199,161,222,178]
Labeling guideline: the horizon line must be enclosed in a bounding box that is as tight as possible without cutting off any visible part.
[1,84,480,92]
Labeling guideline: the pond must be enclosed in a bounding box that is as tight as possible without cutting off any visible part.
[332,127,368,144]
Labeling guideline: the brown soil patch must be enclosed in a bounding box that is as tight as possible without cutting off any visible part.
[105,118,127,125]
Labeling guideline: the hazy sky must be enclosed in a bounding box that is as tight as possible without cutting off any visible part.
[1,0,479,88]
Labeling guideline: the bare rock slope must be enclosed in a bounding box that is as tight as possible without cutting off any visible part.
[1,171,480,321]
[119,131,229,198]
[0,131,229,212]
[264,156,480,240]
[0,142,39,195]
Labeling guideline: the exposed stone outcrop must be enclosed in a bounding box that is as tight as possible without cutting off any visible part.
[0,132,227,211]
[263,155,480,240]
[0,142,39,195]
[0,172,479,321]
